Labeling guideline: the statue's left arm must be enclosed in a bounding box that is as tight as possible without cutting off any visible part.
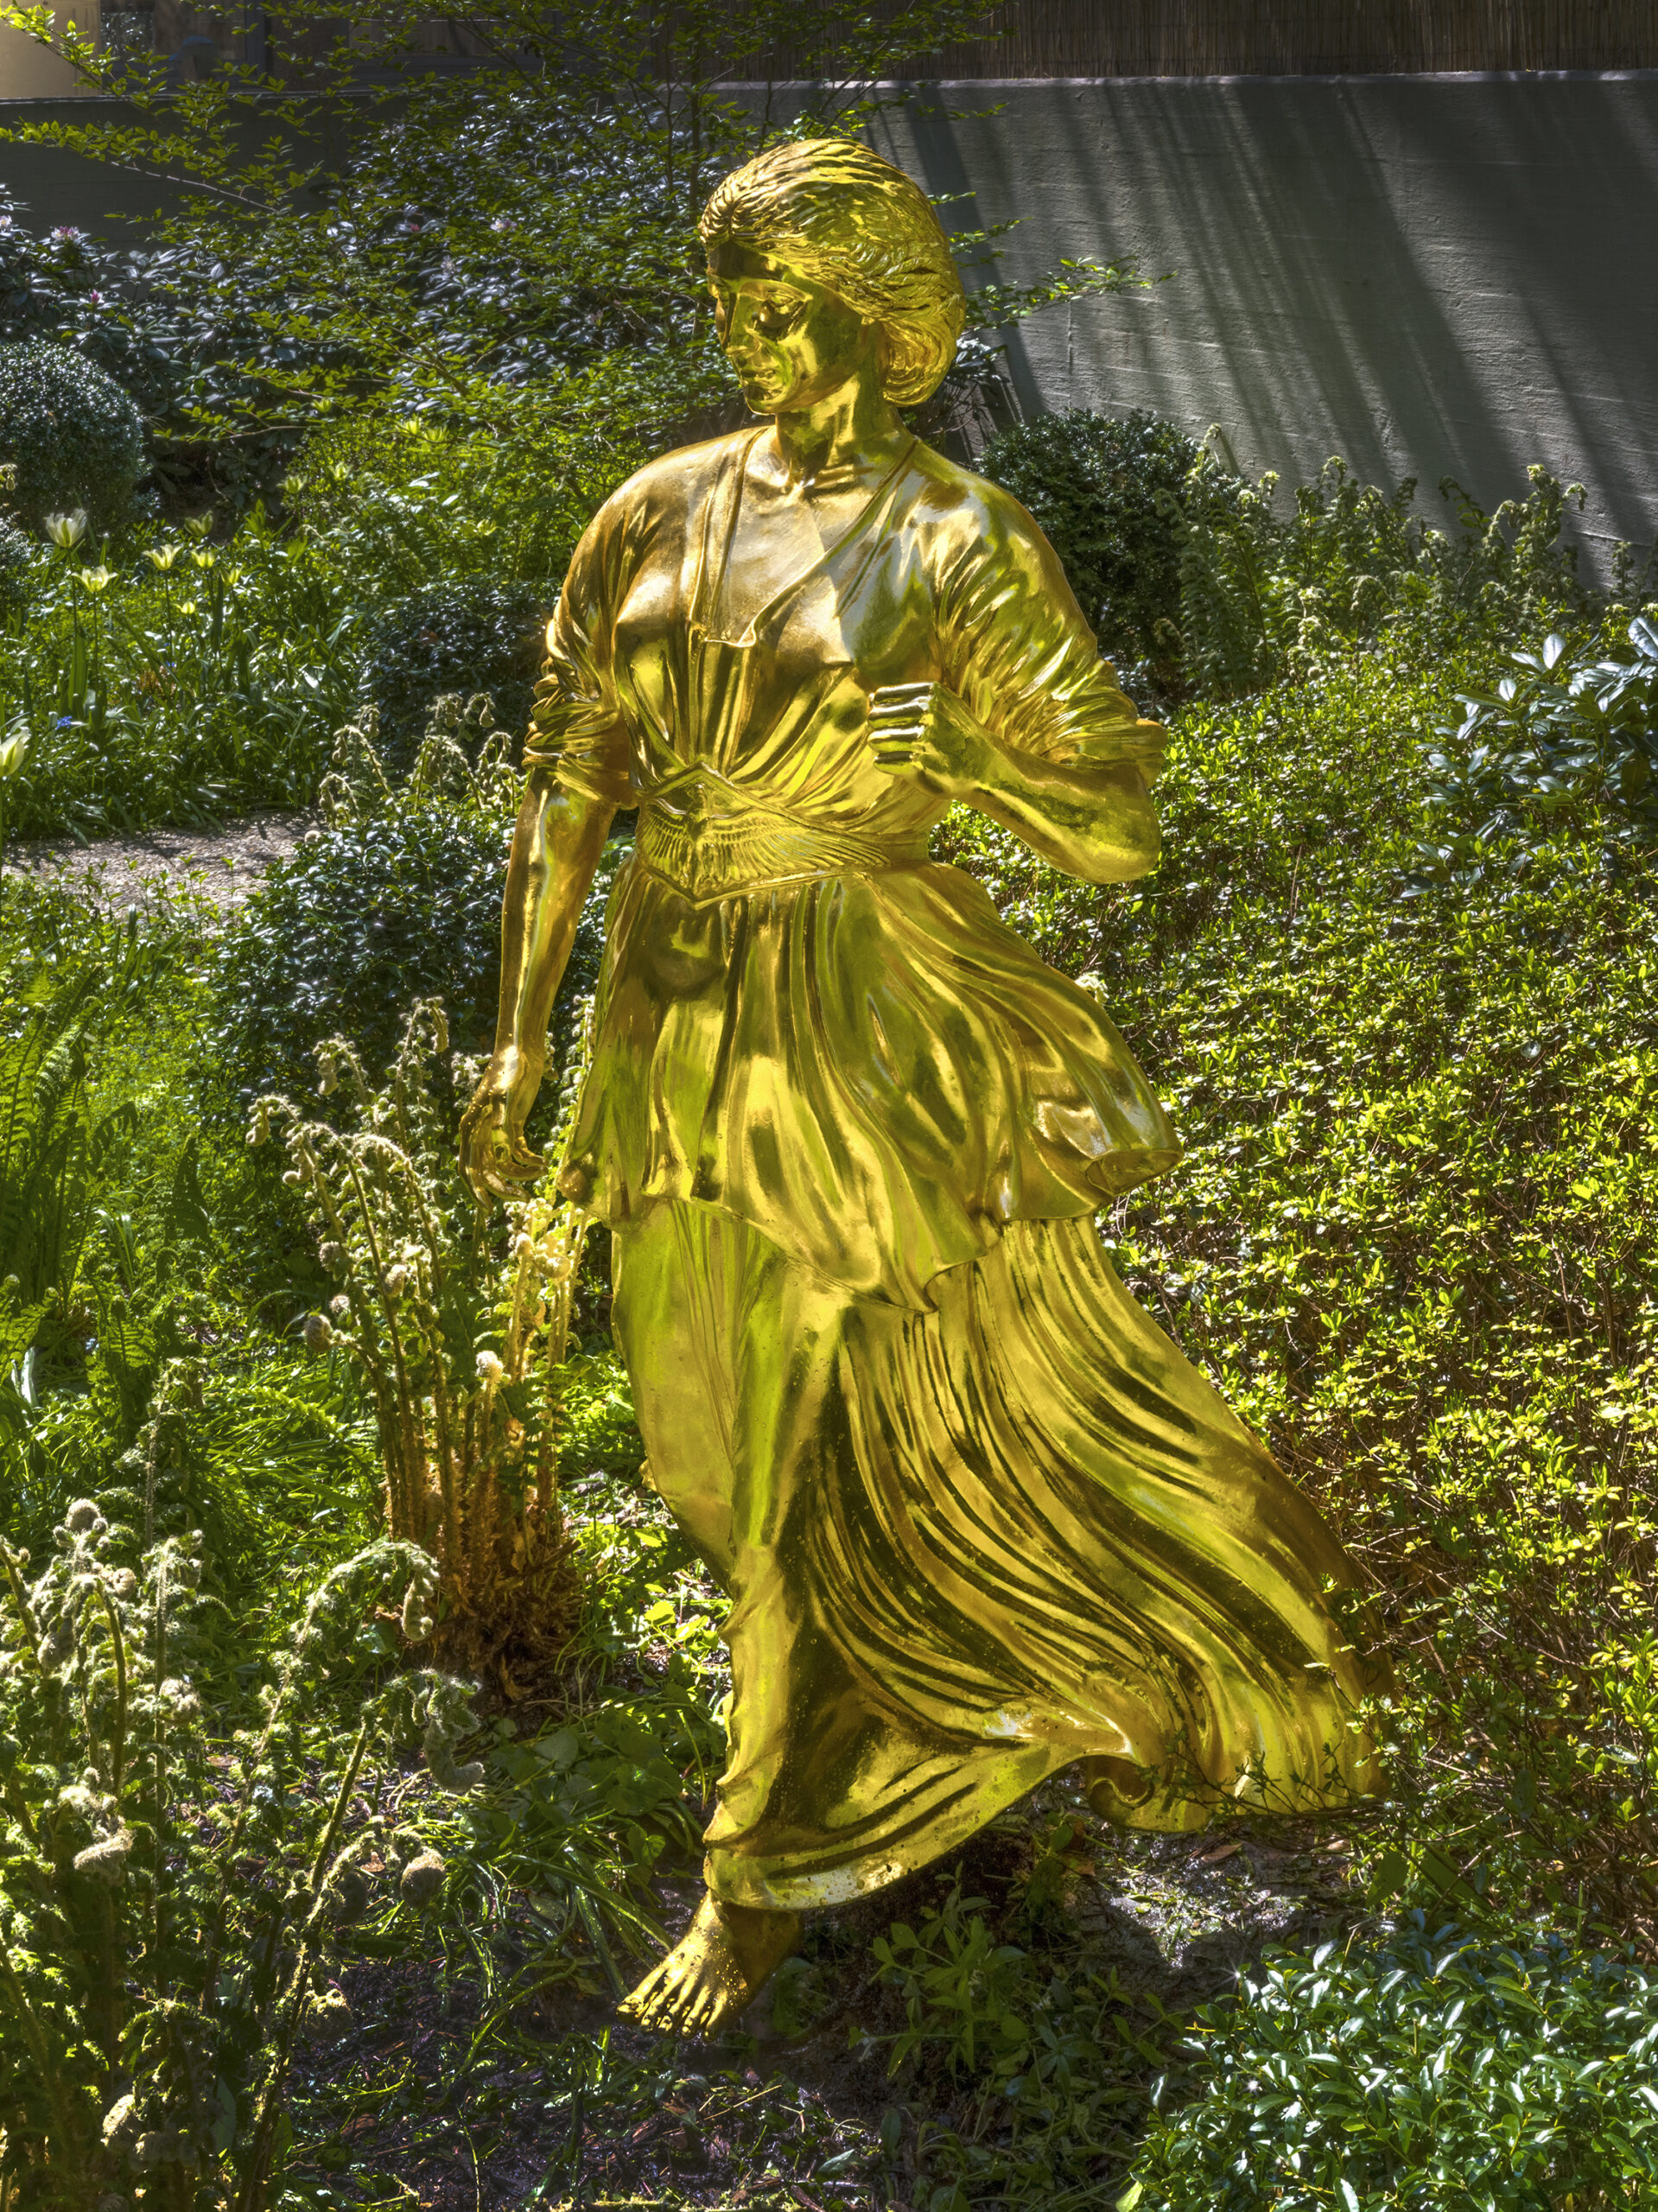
[867,477,1166,887]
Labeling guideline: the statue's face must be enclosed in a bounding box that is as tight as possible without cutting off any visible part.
[706,238,875,415]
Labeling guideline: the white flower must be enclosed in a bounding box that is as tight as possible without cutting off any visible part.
[43,509,88,549]
[475,1350,505,1384]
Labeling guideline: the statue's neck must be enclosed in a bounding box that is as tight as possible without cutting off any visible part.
[769,373,907,491]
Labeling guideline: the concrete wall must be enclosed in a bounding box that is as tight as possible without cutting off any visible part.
[0,97,187,229]
[870,74,1658,574]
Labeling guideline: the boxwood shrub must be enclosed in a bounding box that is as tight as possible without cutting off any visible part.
[208,798,613,1122]
[0,337,146,531]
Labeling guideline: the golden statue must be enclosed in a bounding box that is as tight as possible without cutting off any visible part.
[461,139,1386,2035]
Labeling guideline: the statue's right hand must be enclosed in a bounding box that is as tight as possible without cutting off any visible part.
[459,1053,547,1205]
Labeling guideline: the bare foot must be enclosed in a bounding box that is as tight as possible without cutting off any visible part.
[621,1893,802,2037]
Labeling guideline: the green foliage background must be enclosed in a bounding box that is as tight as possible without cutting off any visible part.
[0,0,1655,2192]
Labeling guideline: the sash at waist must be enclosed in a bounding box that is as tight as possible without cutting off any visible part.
[635,784,929,902]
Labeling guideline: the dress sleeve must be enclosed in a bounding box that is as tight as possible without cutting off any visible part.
[522,495,638,810]
[934,486,1166,782]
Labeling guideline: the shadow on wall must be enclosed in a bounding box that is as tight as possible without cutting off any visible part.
[873,75,1658,573]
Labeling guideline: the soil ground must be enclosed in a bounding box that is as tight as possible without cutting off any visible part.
[287,1793,1367,2210]
[3,810,314,913]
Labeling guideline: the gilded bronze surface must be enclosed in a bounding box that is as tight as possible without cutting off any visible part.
[461,139,1385,2033]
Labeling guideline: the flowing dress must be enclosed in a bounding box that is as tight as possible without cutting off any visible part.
[527,428,1384,1912]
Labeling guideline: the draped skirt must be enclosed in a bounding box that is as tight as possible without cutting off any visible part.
[611,1198,1383,1913]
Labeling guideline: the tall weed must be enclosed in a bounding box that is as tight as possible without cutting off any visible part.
[1178,458,1598,696]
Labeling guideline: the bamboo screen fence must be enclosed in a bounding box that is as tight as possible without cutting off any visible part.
[753,2,1658,77]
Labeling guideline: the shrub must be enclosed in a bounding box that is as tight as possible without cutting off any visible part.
[280,407,615,602]
[1407,615,1658,891]
[978,408,1235,697]
[0,338,145,531]
[210,704,611,1122]
[1177,457,1598,697]
[0,1499,480,2212]
[357,578,553,769]
[1124,1918,1658,2209]
[210,780,510,1116]
[0,195,181,429]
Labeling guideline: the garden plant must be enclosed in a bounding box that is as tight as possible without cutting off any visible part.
[0,4,1655,2202]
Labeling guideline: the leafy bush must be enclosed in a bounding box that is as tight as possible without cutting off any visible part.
[0,1501,480,2211]
[978,409,1236,697]
[210,705,612,1118]
[210,781,508,1116]
[0,192,343,517]
[280,408,616,600]
[1125,1917,1658,2209]
[937,634,1658,1929]
[358,578,551,768]
[1408,617,1658,891]
[0,338,145,531]
[1178,458,1596,697]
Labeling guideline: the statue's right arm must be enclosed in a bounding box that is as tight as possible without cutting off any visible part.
[460,766,616,1204]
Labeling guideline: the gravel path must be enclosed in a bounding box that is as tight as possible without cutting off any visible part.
[3,810,315,915]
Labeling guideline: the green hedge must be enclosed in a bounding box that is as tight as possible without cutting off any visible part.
[0,339,145,531]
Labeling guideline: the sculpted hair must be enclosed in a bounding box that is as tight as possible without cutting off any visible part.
[699,139,966,408]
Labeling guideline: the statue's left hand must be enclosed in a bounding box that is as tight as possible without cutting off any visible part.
[867,683,993,798]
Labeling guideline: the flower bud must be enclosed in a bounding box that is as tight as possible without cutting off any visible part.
[400,1581,435,1641]
[399,1849,446,1906]
[475,1350,504,1385]
[327,1866,370,1924]
[319,1241,347,1275]
[65,1498,101,1532]
[302,1313,333,1352]
[382,1264,410,1298]
[74,1828,134,1884]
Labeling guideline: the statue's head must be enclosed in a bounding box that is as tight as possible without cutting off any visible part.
[700,139,965,417]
